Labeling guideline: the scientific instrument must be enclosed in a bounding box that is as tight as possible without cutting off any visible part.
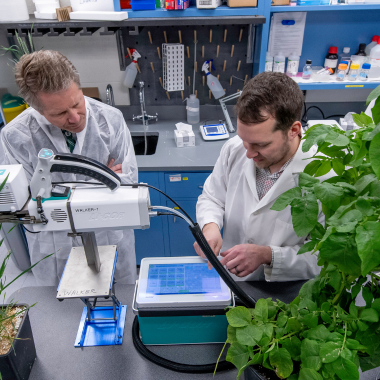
[200,123,229,141]
[219,90,242,133]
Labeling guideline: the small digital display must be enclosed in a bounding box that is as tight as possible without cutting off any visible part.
[206,127,219,134]
[146,263,221,295]
[53,186,66,195]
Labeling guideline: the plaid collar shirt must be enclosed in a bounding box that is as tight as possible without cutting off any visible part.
[255,156,294,201]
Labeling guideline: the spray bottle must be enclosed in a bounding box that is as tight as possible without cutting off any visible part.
[123,49,141,88]
[202,60,225,99]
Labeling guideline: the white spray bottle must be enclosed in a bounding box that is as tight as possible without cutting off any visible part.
[202,61,225,99]
[123,49,141,88]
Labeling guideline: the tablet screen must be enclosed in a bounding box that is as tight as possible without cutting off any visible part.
[146,263,221,295]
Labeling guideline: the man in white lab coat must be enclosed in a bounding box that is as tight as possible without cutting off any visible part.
[1,50,138,286]
[194,72,323,282]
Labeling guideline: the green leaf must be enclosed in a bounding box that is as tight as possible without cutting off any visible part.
[372,96,380,125]
[330,209,363,233]
[362,287,374,307]
[357,320,368,331]
[369,132,380,179]
[349,302,358,319]
[328,270,342,292]
[332,158,345,176]
[315,161,332,177]
[359,345,380,371]
[319,233,361,277]
[299,368,323,380]
[226,342,250,371]
[360,308,379,323]
[263,323,274,339]
[226,306,252,327]
[282,336,302,361]
[314,182,344,211]
[367,86,380,105]
[345,339,366,350]
[299,172,320,189]
[311,222,325,240]
[271,187,302,212]
[301,338,321,371]
[236,323,264,346]
[354,173,377,195]
[325,130,350,147]
[352,112,373,127]
[254,299,268,322]
[356,197,373,216]
[355,221,380,276]
[304,325,330,342]
[291,193,319,237]
[302,313,319,329]
[304,160,323,177]
[298,241,317,255]
[287,317,302,333]
[371,298,380,314]
[299,299,317,312]
[303,125,333,152]
[332,356,359,380]
[321,312,332,324]
[227,325,237,344]
[269,347,293,379]
[319,342,341,364]
[335,182,356,194]
[277,312,288,328]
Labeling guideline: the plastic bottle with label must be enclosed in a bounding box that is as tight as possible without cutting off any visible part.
[324,46,338,74]
[348,63,359,81]
[369,40,380,79]
[265,52,273,72]
[336,63,347,81]
[202,61,225,99]
[273,52,285,73]
[338,47,351,74]
[286,53,300,77]
[302,59,312,80]
[186,94,200,124]
[123,49,141,88]
[359,63,371,81]
[365,36,379,56]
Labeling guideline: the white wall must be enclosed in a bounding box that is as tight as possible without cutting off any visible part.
[0,29,130,106]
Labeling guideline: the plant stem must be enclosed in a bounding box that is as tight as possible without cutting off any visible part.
[340,322,347,353]
[332,273,346,305]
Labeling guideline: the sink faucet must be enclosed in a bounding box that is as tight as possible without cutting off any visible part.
[133,81,158,126]
[106,84,115,107]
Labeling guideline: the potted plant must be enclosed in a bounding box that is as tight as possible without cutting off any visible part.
[223,85,380,380]
[0,174,52,380]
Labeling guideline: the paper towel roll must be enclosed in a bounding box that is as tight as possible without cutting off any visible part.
[0,0,30,21]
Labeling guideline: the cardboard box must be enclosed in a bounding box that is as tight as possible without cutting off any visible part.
[174,130,195,147]
[271,0,290,5]
[227,0,257,7]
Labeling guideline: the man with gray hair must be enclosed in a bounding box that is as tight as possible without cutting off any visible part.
[1,50,138,286]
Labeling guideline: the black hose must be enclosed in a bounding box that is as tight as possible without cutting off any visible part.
[189,223,256,309]
[132,316,235,373]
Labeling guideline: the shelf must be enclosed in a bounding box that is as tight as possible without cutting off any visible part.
[271,4,380,12]
[296,81,380,90]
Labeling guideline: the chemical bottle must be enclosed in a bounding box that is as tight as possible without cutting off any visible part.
[369,40,380,79]
[355,43,367,56]
[302,60,312,80]
[123,49,141,88]
[365,36,379,56]
[186,94,200,124]
[286,53,300,77]
[202,61,225,99]
[324,46,338,73]
[348,63,359,81]
[265,52,273,72]
[338,47,351,72]
[273,52,285,73]
[359,63,371,81]
[336,63,347,81]
[340,60,350,76]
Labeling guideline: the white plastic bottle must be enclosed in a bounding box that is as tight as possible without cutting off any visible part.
[369,40,380,79]
[286,53,300,77]
[202,61,225,99]
[365,35,379,56]
[273,52,285,73]
[123,50,141,88]
[265,52,273,72]
[302,59,312,80]
[187,94,200,124]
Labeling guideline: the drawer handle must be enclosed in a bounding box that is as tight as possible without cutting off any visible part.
[198,185,203,189]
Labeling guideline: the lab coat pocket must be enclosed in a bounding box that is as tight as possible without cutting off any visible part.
[270,218,302,247]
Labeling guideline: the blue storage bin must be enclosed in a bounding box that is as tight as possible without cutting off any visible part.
[131,0,156,9]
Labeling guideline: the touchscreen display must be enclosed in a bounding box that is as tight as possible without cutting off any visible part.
[206,127,219,134]
[146,263,221,295]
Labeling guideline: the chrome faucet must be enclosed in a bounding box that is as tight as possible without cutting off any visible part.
[106,84,115,107]
[133,81,158,126]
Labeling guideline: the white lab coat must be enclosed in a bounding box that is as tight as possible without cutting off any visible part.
[0,97,138,286]
[196,136,325,282]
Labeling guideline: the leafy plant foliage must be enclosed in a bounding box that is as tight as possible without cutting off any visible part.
[224,87,380,379]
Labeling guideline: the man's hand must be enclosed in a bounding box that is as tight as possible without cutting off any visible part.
[220,244,272,277]
[107,158,122,174]
[193,223,223,270]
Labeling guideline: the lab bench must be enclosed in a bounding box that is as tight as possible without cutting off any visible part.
[121,106,237,264]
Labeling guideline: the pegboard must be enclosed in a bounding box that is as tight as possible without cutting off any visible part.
[121,24,254,106]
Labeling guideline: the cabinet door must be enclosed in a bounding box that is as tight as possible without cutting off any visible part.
[166,199,198,257]
[134,172,166,264]
[164,172,211,198]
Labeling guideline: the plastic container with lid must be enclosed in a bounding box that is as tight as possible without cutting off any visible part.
[1,94,28,124]
[273,52,285,73]
[0,0,29,21]
[186,95,200,124]
[70,0,115,11]
[33,0,60,12]
[286,53,300,77]
[302,59,312,80]
[359,63,371,81]
[324,46,338,73]
[348,63,360,81]
[365,36,379,56]
[336,63,347,81]
[123,50,141,88]
[369,39,380,79]
[265,52,273,72]
[120,0,132,8]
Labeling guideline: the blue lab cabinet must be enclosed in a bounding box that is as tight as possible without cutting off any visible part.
[134,171,211,264]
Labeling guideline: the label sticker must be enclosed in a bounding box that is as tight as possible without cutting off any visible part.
[169,174,181,182]
[174,207,180,210]
[0,170,5,176]
[345,85,364,88]
[183,177,189,180]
